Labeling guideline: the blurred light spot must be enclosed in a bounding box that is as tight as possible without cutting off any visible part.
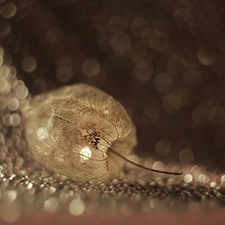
[8,98,19,111]
[9,66,17,79]
[0,202,21,223]
[197,39,217,66]
[201,6,220,26]
[155,139,171,156]
[44,197,58,213]
[56,65,73,82]
[108,16,128,34]
[127,154,140,169]
[144,105,161,121]
[167,55,186,76]
[208,106,225,126]
[181,53,199,68]
[192,105,208,125]
[3,190,17,203]
[183,69,202,89]
[163,94,181,113]
[0,56,3,67]
[211,55,225,77]
[36,128,49,141]
[133,65,153,82]
[121,203,133,216]
[22,56,37,73]
[0,46,4,56]
[1,2,17,19]
[179,0,198,7]
[153,17,173,37]
[80,147,92,161]
[0,79,11,94]
[221,175,225,182]
[82,58,100,77]
[13,80,24,91]
[153,72,173,92]
[148,31,169,52]
[183,10,202,27]
[0,65,10,79]
[93,10,110,30]
[3,114,13,126]
[130,17,150,37]
[85,202,98,216]
[134,60,151,69]
[32,79,47,93]
[218,36,225,55]
[172,87,189,106]
[26,183,33,189]
[0,97,7,110]
[16,85,28,99]
[0,21,11,37]
[11,113,21,127]
[46,26,63,44]
[69,199,85,216]
[110,33,131,53]
[183,174,193,183]
[197,174,206,183]
[152,161,164,171]
[210,182,217,188]
[179,148,194,164]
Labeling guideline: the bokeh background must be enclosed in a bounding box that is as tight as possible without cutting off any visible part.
[1,0,225,224]
[1,0,225,171]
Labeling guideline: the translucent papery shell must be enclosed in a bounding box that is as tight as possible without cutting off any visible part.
[24,83,137,182]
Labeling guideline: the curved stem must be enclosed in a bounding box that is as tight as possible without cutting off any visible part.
[108,148,183,176]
